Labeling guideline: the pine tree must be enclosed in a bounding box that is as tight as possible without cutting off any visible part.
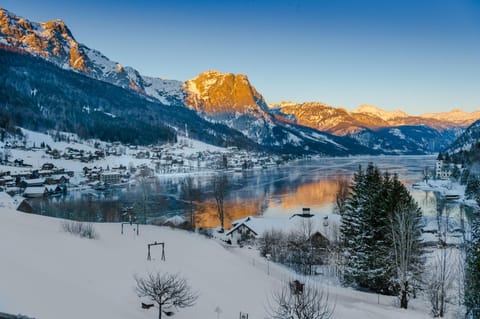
[466,175,480,200]
[360,164,389,293]
[340,164,424,297]
[461,169,470,185]
[451,166,461,180]
[341,165,365,286]
[465,220,480,318]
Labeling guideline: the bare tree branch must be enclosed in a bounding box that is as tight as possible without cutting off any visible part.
[134,272,198,319]
[267,280,335,319]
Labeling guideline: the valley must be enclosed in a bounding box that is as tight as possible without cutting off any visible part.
[1,3,480,319]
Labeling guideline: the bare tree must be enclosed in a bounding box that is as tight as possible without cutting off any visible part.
[389,203,424,309]
[180,176,202,231]
[134,272,198,319]
[334,177,349,215]
[135,167,154,224]
[293,218,317,275]
[427,249,454,317]
[267,280,335,319]
[426,201,454,317]
[212,174,228,232]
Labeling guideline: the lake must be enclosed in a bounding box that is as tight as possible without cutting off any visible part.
[28,155,476,232]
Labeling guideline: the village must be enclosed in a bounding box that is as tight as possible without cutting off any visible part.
[0,129,474,319]
[0,128,289,212]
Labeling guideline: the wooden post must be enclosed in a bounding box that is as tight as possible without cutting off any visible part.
[121,222,139,235]
[147,242,165,261]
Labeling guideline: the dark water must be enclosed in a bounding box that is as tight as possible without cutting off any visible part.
[28,155,476,229]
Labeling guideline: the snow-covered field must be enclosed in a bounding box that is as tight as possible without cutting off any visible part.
[0,209,433,319]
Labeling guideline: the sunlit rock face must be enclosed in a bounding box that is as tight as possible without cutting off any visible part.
[271,102,480,136]
[184,70,269,115]
[0,7,185,105]
[0,8,87,71]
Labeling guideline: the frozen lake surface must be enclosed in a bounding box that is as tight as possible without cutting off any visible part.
[29,155,475,229]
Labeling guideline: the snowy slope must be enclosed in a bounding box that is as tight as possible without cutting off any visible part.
[353,104,409,121]
[0,209,432,319]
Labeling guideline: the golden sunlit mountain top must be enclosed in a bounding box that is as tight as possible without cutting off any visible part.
[353,104,409,121]
[0,8,86,71]
[421,109,480,126]
[183,70,269,115]
[271,101,480,135]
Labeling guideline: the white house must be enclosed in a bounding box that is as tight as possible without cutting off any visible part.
[22,178,45,187]
[23,187,48,198]
[225,212,339,244]
[435,160,452,180]
[100,172,121,185]
[225,222,259,243]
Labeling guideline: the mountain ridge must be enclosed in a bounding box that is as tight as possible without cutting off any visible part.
[0,6,475,156]
[270,101,480,135]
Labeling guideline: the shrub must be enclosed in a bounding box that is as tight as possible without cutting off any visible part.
[61,220,98,239]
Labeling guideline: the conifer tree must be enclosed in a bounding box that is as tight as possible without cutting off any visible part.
[466,175,480,200]
[465,220,480,318]
[461,168,470,185]
[340,163,424,298]
[341,165,365,286]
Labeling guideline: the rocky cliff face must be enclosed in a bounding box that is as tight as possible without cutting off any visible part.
[0,7,185,105]
[0,8,86,71]
[183,70,269,115]
[182,71,373,155]
[272,102,390,135]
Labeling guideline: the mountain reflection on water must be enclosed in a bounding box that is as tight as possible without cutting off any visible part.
[29,155,473,230]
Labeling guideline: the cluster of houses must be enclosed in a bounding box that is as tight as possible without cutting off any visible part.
[83,165,130,189]
[0,163,71,198]
[152,147,286,174]
[46,146,105,162]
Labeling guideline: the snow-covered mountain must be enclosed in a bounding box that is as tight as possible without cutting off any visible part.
[421,109,480,127]
[351,125,460,155]
[446,119,480,154]
[270,102,390,135]
[182,71,377,155]
[272,102,480,136]
[0,8,185,105]
[353,104,409,121]
[269,101,473,153]
[0,6,475,156]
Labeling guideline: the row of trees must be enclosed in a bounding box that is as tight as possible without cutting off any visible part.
[339,163,424,309]
[135,169,229,232]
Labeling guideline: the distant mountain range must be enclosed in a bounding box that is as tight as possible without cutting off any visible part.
[0,7,477,156]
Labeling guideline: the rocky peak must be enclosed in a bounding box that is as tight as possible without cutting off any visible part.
[183,70,269,115]
[353,104,409,121]
[421,109,480,126]
[0,7,86,71]
[274,101,391,135]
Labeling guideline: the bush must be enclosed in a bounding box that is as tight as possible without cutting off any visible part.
[61,220,98,239]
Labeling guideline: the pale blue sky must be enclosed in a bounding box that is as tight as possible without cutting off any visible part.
[2,0,480,114]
